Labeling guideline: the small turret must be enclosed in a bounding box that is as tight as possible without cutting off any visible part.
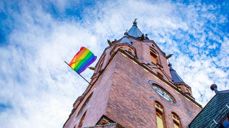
[169,63,194,99]
[169,63,185,84]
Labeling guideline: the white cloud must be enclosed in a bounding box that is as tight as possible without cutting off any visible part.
[0,0,228,127]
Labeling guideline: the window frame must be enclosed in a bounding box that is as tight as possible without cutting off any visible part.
[150,50,158,65]
[155,101,166,128]
[172,112,182,128]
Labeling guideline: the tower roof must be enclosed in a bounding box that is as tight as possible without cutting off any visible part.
[169,64,185,84]
[127,19,143,38]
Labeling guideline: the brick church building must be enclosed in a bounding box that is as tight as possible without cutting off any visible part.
[63,20,228,128]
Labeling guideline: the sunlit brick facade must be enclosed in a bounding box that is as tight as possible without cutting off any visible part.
[64,20,202,128]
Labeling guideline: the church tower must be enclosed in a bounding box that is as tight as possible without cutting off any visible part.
[64,20,202,128]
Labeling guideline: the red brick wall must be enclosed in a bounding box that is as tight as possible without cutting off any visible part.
[64,44,201,128]
[105,52,201,128]
[64,55,119,128]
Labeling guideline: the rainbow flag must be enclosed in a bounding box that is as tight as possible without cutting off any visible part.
[68,47,97,74]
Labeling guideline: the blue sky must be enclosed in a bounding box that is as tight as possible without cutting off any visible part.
[0,0,228,127]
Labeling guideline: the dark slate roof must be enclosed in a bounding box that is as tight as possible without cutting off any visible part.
[127,20,143,38]
[189,90,229,128]
[169,64,185,84]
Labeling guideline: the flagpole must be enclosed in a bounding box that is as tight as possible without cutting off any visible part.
[64,61,91,85]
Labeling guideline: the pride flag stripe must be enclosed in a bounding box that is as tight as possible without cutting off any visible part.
[77,56,97,73]
[69,48,88,66]
[74,52,93,71]
[70,49,90,68]
[69,47,96,74]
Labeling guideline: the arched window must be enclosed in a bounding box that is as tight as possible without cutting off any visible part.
[155,101,166,128]
[150,50,158,64]
[78,111,87,128]
[172,112,181,128]
[149,46,160,65]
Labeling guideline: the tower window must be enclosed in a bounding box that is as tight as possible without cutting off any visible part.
[186,88,191,94]
[172,112,181,128]
[177,87,182,91]
[97,116,115,125]
[155,102,166,128]
[149,46,159,65]
[78,111,87,128]
[150,51,158,64]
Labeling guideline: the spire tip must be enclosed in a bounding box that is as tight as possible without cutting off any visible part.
[133,18,137,25]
